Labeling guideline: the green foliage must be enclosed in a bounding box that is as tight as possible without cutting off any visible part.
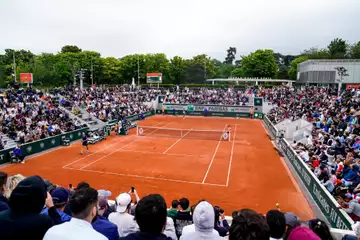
[327,38,348,58]
[301,47,330,59]
[349,41,360,58]
[224,47,236,65]
[169,56,188,85]
[288,56,308,80]
[61,45,82,53]
[239,49,278,78]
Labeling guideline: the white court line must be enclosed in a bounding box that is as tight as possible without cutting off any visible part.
[64,167,227,187]
[63,121,165,169]
[201,124,227,184]
[162,128,193,154]
[120,148,208,158]
[78,121,174,170]
[226,124,237,187]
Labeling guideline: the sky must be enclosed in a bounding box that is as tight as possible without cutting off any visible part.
[0,0,359,60]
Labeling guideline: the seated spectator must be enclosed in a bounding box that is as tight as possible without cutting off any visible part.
[0,171,8,212]
[43,187,106,240]
[214,206,229,237]
[342,165,360,187]
[181,201,221,240]
[266,210,286,240]
[288,226,320,240]
[167,200,179,218]
[108,193,139,237]
[164,217,177,240]
[0,175,60,239]
[4,174,25,199]
[41,187,71,223]
[97,189,115,219]
[13,143,25,164]
[321,175,335,194]
[174,198,193,237]
[283,212,300,239]
[92,196,119,240]
[120,194,172,240]
[229,209,269,240]
[308,219,334,240]
[340,195,360,222]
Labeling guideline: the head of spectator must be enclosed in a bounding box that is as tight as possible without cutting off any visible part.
[179,197,190,211]
[229,209,269,240]
[0,175,56,239]
[288,226,321,240]
[168,199,179,218]
[266,210,286,240]
[308,219,334,240]
[0,171,8,212]
[52,187,70,211]
[133,194,168,237]
[115,193,132,213]
[4,174,25,199]
[98,189,112,199]
[70,187,98,222]
[97,196,108,217]
[76,181,90,190]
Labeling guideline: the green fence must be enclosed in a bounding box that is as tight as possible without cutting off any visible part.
[161,104,263,119]
[262,116,353,229]
[0,128,88,165]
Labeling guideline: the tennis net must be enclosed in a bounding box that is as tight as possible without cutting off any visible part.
[136,126,231,141]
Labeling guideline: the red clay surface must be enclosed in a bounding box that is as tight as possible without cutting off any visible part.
[1,115,314,219]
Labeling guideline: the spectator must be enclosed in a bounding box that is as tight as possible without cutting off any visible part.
[266,210,286,240]
[120,194,172,240]
[288,226,320,240]
[0,171,8,212]
[108,193,139,237]
[283,212,300,240]
[164,217,177,240]
[98,189,115,219]
[13,143,25,164]
[174,198,193,237]
[4,173,25,199]
[308,219,334,240]
[339,195,360,222]
[41,187,72,223]
[214,206,229,237]
[0,175,60,239]
[181,201,221,240]
[321,175,335,194]
[92,196,120,240]
[229,209,269,240]
[43,187,106,240]
[168,200,179,218]
[342,165,360,187]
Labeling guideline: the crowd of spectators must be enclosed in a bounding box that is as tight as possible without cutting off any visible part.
[163,87,252,106]
[266,86,360,223]
[53,85,156,122]
[0,88,80,145]
[1,171,356,240]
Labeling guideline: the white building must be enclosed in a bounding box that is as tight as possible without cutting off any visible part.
[297,59,360,85]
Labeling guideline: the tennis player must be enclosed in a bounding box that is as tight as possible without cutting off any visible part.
[225,125,232,141]
[80,132,89,155]
[182,109,186,119]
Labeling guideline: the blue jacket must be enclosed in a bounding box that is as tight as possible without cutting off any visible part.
[13,147,24,157]
[92,216,119,240]
[41,207,71,223]
[0,194,9,212]
[344,165,360,182]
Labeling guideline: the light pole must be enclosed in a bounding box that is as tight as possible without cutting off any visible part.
[335,66,349,97]
[137,55,140,86]
[13,51,16,82]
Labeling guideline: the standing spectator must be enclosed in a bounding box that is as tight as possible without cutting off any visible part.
[0,175,60,240]
[92,196,120,240]
[41,187,72,223]
[174,198,193,237]
[0,171,8,212]
[229,209,269,240]
[43,187,106,240]
[181,201,221,240]
[120,194,172,240]
[4,174,25,199]
[108,193,139,237]
[13,143,25,164]
[167,200,179,218]
[266,210,286,240]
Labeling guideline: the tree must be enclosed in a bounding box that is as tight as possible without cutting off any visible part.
[302,47,330,59]
[213,60,235,78]
[349,41,360,59]
[327,38,348,59]
[61,45,82,54]
[288,56,308,80]
[231,67,245,77]
[101,57,122,84]
[169,56,188,84]
[239,49,278,78]
[224,47,236,65]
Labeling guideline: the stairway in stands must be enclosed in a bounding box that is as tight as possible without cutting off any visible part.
[1,134,17,149]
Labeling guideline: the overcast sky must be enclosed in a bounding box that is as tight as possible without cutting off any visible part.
[0,0,359,60]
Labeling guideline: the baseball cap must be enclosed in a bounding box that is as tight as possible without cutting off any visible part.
[51,187,70,205]
[284,212,298,228]
[115,193,131,213]
[98,189,112,198]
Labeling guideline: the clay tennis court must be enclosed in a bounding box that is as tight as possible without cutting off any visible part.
[1,115,314,219]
